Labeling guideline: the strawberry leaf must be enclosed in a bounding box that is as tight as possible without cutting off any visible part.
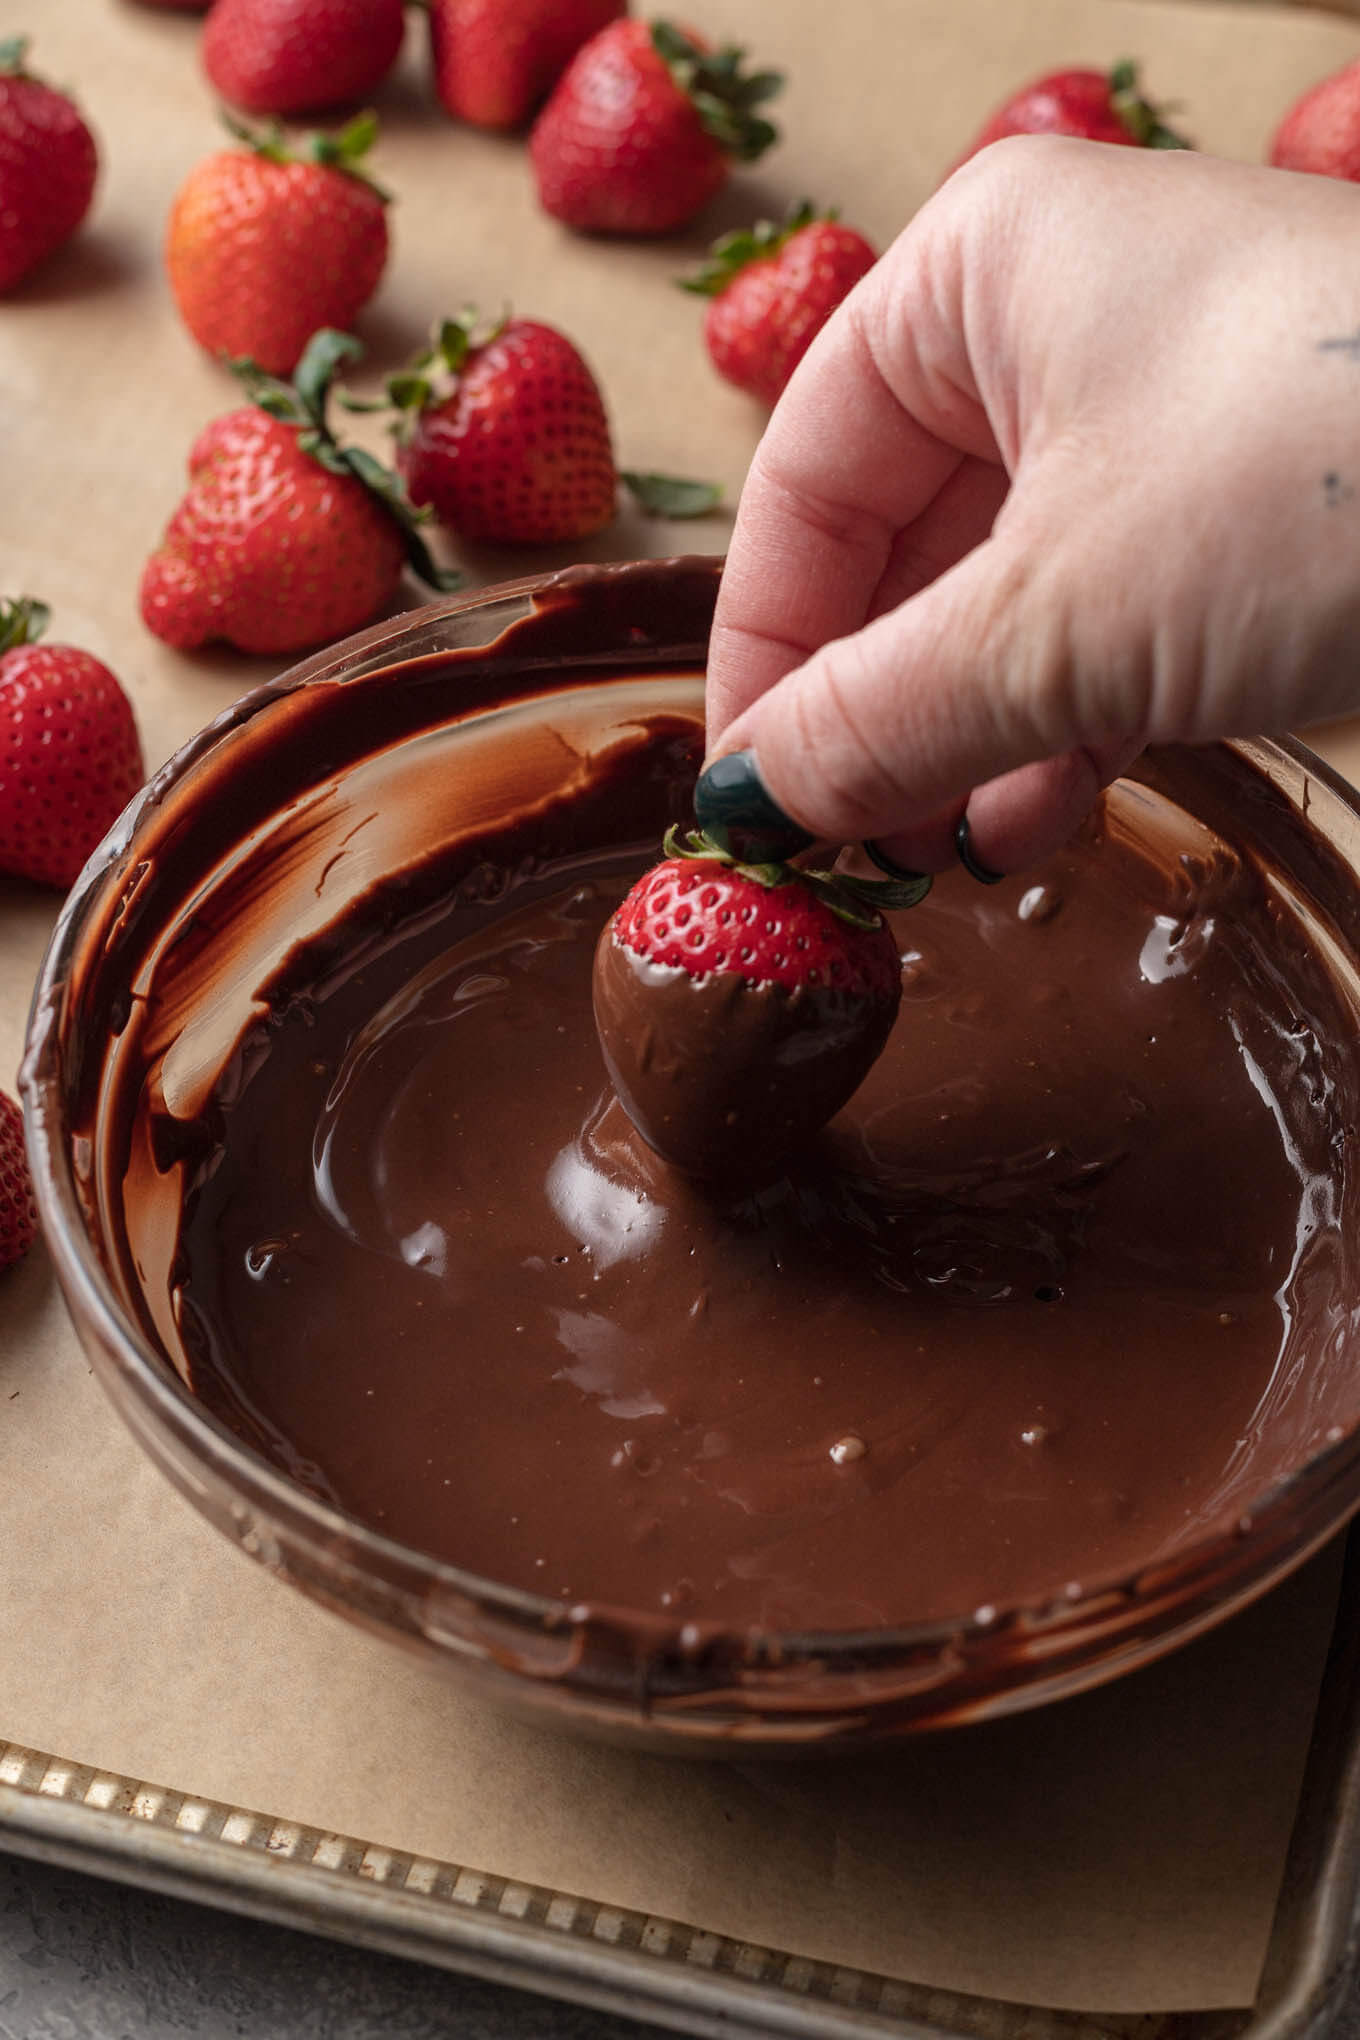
[1107,58,1191,150]
[0,596,49,655]
[650,20,783,163]
[680,200,825,295]
[621,472,723,519]
[661,824,931,924]
[294,327,365,426]
[235,331,462,594]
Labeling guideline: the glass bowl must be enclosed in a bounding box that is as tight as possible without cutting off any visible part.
[22,556,1360,1752]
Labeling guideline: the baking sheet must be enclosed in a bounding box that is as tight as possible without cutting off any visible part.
[5,0,1360,2018]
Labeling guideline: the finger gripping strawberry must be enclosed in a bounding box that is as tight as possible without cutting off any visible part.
[592,828,928,1182]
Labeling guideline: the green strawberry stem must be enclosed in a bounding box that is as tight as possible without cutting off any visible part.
[0,596,50,656]
[663,824,932,926]
[650,21,782,163]
[1108,60,1191,150]
[0,37,30,76]
[341,310,509,443]
[620,472,722,518]
[229,329,462,592]
[220,110,392,200]
[680,200,829,297]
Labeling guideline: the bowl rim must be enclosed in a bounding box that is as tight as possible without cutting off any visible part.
[21,565,1360,1707]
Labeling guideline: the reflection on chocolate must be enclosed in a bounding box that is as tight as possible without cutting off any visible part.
[163,744,1360,1631]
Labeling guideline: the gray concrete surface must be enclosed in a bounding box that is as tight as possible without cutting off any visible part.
[1,1843,1359,2040]
[0,1851,655,2039]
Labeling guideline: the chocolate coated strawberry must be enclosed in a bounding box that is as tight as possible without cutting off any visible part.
[0,38,98,292]
[431,0,625,131]
[165,113,389,378]
[956,59,1189,164]
[0,598,143,890]
[683,201,876,405]
[0,1091,36,1275]
[530,18,783,236]
[140,329,455,656]
[202,0,407,116]
[1271,60,1360,182]
[593,829,927,1180]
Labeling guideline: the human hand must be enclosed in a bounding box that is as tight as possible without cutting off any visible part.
[702,139,1360,876]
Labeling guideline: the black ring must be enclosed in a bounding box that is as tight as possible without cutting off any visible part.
[954,813,1005,885]
[863,839,930,883]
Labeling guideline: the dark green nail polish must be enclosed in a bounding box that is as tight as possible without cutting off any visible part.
[864,839,929,884]
[694,750,814,864]
[955,813,1005,886]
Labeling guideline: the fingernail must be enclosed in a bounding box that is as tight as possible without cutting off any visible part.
[694,749,815,864]
[955,812,1005,886]
[863,840,930,883]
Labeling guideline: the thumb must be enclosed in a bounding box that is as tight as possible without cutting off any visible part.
[702,529,1137,876]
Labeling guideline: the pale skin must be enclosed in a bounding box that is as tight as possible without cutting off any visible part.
[706,138,1360,876]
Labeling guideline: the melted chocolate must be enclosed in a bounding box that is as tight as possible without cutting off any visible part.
[166,758,1360,1629]
[49,562,1360,1645]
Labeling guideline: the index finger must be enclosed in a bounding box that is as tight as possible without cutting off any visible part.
[707,217,1001,741]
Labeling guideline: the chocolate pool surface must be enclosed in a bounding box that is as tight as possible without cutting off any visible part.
[164,747,1360,1632]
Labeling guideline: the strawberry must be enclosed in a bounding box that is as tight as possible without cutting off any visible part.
[133,0,213,10]
[529,18,783,236]
[0,597,143,891]
[956,59,1190,165]
[0,38,98,293]
[384,312,618,543]
[202,0,407,117]
[683,201,876,406]
[0,1091,36,1275]
[1270,60,1360,181]
[430,0,626,132]
[140,329,457,657]
[593,828,927,1179]
[165,113,389,378]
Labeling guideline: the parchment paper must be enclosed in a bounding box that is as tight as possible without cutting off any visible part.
[4,0,1360,2015]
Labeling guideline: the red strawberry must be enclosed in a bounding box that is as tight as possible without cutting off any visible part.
[0,597,143,890]
[140,329,456,657]
[166,115,389,379]
[430,0,626,131]
[956,59,1190,165]
[0,38,98,292]
[133,0,213,10]
[388,312,620,543]
[1271,61,1360,181]
[0,1091,36,1274]
[202,0,406,116]
[593,828,924,1179]
[683,202,876,406]
[386,313,722,542]
[530,18,783,236]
